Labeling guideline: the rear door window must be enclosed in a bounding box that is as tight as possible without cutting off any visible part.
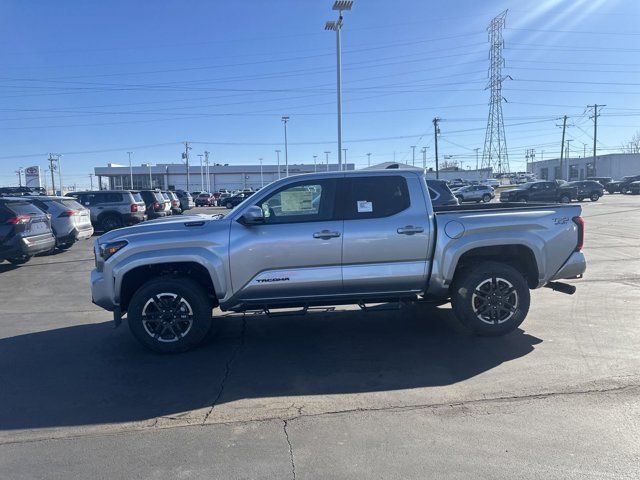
[4,201,44,217]
[341,176,410,220]
[131,192,143,203]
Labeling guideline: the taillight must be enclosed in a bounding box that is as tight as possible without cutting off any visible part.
[573,216,584,251]
[5,215,30,225]
[153,202,161,211]
[172,200,178,206]
[58,210,78,217]
[131,204,139,213]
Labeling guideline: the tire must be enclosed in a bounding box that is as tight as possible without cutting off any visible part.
[57,241,74,250]
[590,192,600,202]
[451,261,530,336]
[7,255,30,265]
[559,194,570,203]
[225,202,233,209]
[482,194,491,203]
[517,196,528,203]
[621,186,630,195]
[127,277,214,354]
[577,197,584,202]
[99,214,122,232]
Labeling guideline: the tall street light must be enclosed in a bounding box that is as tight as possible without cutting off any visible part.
[411,145,417,166]
[281,116,290,177]
[342,148,347,170]
[198,154,204,192]
[325,0,354,172]
[127,151,134,189]
[275,150,282,179]
[313,155,318,172]
[324,151,331,171]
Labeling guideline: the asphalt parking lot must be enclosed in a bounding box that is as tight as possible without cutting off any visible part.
[1,197,639,479]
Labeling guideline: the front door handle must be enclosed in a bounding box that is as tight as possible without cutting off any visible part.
[313,230,341,239]
[397,225,424,235]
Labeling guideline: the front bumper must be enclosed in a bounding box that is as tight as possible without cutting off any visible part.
[91,268,116,312]
[550,251,586,281]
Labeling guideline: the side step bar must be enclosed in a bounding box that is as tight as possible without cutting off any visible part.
[545,281,576,295]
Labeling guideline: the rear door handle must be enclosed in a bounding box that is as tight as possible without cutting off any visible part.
[397,225,424,235]
[313,230,341,239]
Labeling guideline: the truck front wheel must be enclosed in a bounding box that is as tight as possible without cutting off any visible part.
[451,261,530,336]
[127,277,213,353]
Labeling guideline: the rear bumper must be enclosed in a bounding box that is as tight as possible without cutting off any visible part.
[123,213,146,225]
[550,251,586,282]
[147,211,168,219]
[57,226,94,245]
[1,233,56,259]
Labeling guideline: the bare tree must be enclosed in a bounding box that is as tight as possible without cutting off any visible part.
[621,131,640,153]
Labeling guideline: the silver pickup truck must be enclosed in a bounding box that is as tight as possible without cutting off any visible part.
[91,170,586,353]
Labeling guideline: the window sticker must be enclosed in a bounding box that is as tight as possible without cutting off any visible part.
[357,200,373,213]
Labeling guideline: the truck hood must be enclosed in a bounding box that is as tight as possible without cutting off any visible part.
[97,214,226,245]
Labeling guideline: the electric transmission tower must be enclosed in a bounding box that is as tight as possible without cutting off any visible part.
[481,10,511,175]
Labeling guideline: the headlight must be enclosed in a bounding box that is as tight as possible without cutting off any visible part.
[99,240,128,261]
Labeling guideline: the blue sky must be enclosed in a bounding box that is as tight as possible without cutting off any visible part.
[1,0,639,188]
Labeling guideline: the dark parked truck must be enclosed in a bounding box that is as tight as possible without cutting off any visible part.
[606,175,640,194]
[91,170,586,353]
[499,181,578,203]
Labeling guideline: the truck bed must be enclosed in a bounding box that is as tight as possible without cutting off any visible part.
[433,201,570,213]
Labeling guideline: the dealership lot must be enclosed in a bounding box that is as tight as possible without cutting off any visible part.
[1,197,639,478]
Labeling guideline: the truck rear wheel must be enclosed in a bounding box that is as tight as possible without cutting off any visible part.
[127,277,213,353]
[451,261,530,336]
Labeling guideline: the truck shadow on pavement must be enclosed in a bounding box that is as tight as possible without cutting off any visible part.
[0,304,542,431]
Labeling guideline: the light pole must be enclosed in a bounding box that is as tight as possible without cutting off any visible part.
[145,164,153,188]
[421,147,427,170]
[259,158,264,188]
[313,155,318,172]
[411,146,416,167]
[324,151,331,171]
[204,151,211,193]
[342,148,347,170]
[198,154,204,192]
[15,167,24,187]
[367,152,371,167]
[275,150,281,179]
[281,116,289,177]
[89,173,94,190]
[325,0,354,172]
[127,151,134,189]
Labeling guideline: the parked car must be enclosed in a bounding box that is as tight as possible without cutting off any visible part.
[480,178,501,188]
[163,191,182,215]
[138,190,169,220]
[25,196,93,249]
[499,181,577,203]
[91,170,586,353]
[606,175,640,194]
[566,181,604,202]
[67,190,147,232]
[586,177,612,187]
[195,193,216,207]
[217,193,232,205]
[453,185,495,203]
[426,179,458,207]
[174,190,195,211]
[627,181,640,194]
[448,178,468,189]
[0,197,55,264]
[222,191,254,209]
[0,186,46,196]
[158,192,173,216]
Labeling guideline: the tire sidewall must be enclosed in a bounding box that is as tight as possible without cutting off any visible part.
[127,277,213,353]
[451,261,530,336]
[100,214,122,232]
[590,193,600,201]
[482,194,491,203]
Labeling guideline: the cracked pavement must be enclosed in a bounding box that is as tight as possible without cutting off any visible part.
[1,197,639,479]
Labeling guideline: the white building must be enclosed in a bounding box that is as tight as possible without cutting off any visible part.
[94,162,354,192]
[528,153,640,181]
[364,162,493,182]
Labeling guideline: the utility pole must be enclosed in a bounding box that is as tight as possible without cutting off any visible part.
[182,141,191,191]
[558,115,567,181]
[259,158,264,188]
[89,173,94,190]
[127,151,134,189]
[410,145,416,167]
[366,152,371,167]
[588,104,605,176]
[57,156,63,195]
[342,148,347,170]
[313,155,318,172]
[474,148,480,170]
[324,151,331,171]
[421,147,427,169]
[281,116,290,177]
[433,117,440,179]
[204,151,211,193]
[48,154,56,194]
[583,143,587,158]
[275,150,281,179]
[565,139,573,180]
[198,154,204,192]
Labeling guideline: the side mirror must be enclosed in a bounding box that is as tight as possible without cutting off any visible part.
[240,205,265,225]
